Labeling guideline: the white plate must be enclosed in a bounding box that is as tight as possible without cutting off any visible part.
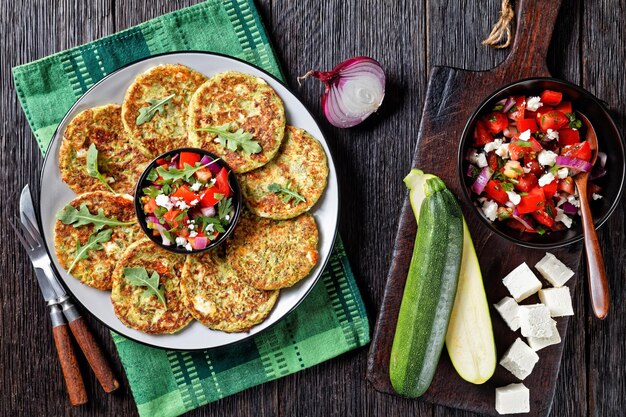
[39,52,338,350]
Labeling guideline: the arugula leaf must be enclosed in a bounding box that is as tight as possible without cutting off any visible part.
[218,197,233,224]
[67,229,112,273]
[86,144,115,193]
[267,181,306,205]
[197,216,226,235]
[142,186,162,198]
[122,267,167,307]
[146,168,158,182]
[136,94,175,126]
[57,203,135,231]
[195,124,262,155]
[156,161,219,183]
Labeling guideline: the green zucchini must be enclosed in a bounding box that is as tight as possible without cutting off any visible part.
[389,173,464,398]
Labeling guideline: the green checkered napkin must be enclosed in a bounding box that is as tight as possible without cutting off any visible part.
[12,1,370,416]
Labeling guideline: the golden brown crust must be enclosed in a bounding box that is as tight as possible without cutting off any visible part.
[121,64,207,156]
[226,211,319,290]
[239,126,328,219]
[188,72,286,173]
[59,104,150,195]
[181,250,278,332]
[54,192,141,290]
[111,239,192,334]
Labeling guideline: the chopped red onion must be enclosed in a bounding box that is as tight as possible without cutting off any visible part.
[466,164,476,177]
[191,236,208,250]
[555,156,592,174]
[512,209,535,231]
[503,97,515,112]
[471,167,493,194]
[150,222,171,245]
[200,206,216,217]
[561,202,578,215]
[200,155,212,165]
[207,160,222,175]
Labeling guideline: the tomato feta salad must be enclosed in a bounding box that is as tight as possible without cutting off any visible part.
[467,90,607,234]
[139,151,236,250]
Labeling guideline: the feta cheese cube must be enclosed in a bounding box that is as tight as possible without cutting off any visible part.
[538,287,574,317]
[519,129,531,141]
[502,262,542,302]
[494,296,521,331]
[535,253,574,287]
[506,191,521,205]
[499,338,540,380]
[519,304,556,338]
[526,96,543,112]
[537,150,558,166]
[495,383,531,414]
[555,208,573,229]
[495,143,510,158]
[567,194,580,207]
[557,167,569,179]
[527,320,561,351]
[482,200,499,222]
[538,172,555,187]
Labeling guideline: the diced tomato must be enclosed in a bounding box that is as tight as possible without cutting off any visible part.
[508,96,526,121]
[555,101,572,114]
[517,187,545,214]
[156,158,167,165]
[506,217,535,233]
[215,168,232,197]
[179,152,201,169]
[558,128,580,146]
[515,173,539,193]
[542,179,558,198]
[177,227,190,238]
[163,209,182,227]
[557,177,575,195]
[538,110,569,132]
[509,142,530,161]
[532,209,555,228]
[199,186,221,207]
[562,141,592,161]
[473,120,494,146]
[484,112,509,133]
[171,185,199,204]
[525,110,537,120]
[535,106,554,122]
[485,180,509,205]
[517,118,538,133]
[528,138,543,152]
[195,168,212,182]
[487,152,499,171]
[540,90,563,106]
[524,156,543,176]
[144,197,158,214]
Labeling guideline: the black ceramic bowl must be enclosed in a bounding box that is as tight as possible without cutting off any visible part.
[134,147,242,254]
[459,78,626,249]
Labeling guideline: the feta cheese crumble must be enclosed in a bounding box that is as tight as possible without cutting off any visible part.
[484,138,504,153]
[506,191,521,205]
[557,167,569,179]
[592,193,603,200]
[495,143,510,158]
[519,304,556,338]
[155,194,173,210]
[538,287,574,317]
[469,150,488,168]
[537,150,558,166]
[175,237,186,246]
[526,96,543,112]
[567,194,580,207]
[190,182,202,191]
[538,172,555,187]
[555,208,572,228]
[481,199,499,222]
[518,129,531,141]
[545,128,559,141]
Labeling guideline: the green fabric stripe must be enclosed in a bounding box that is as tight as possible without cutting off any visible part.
[12,2,370,417]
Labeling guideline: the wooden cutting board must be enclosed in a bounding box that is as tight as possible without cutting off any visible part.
[366,1,584,416]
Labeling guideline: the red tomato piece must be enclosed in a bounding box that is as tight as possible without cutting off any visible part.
[200,186,221,207]
[525,110,538,120]
[554,101,572,114]
[540,90,563,106]
[538,111,569,132]
[557,128,580,146]
[532,209,555,228]
[528,138,543,152]
[195,168,212,182]
[557,177,575,195]
[515,173,539,193]
[509,142,530,161]
[487,152,499,171]
[517,187,545,214]
[484,112,509,133]
[179,152,201,169]
[215,168,232,197]
[485,180,509,205]
[144,198,158,214]
[163,209,182,227]
[524,156,544,176]
[542,179,558,198]
[517,118,538,133]
[508,96,526,121]
[562,141,591,161]
[171,185,199,204]
[473,120,494,146]
[156,158,167,165]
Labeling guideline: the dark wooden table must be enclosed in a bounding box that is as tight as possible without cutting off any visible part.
[1,1,624,416]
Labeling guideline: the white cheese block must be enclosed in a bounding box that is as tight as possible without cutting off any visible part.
[495,383,531,414]
[527,320,561,351]
[519,304,556,338]
[494,296,521,331]
[502,262,542,302]
[499,338,539,380]
[535,253,574,287]
[538,287,574,317]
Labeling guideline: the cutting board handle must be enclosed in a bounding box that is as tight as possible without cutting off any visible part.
[499,0,563,78]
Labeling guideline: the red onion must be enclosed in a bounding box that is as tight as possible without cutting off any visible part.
[555,156,592,174]
[561,202,578,215]
[150,222,171,246]
[200,206,216,217]
[208,160,222,175]
[466,165,476,177]
[503,97,516,113]
[200,155,212,165]
[512,208,535,232]
[146,215,164,226]
[471,167,493,194]
[503,126,518,138]
[298,57,385,128]
[191,236,208,250]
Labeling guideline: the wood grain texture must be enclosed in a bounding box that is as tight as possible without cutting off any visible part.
[1,0,624,416]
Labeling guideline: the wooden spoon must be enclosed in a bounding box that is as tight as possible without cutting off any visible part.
[573,112,609,319]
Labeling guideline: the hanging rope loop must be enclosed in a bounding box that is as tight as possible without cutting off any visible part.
[482,0,515,49]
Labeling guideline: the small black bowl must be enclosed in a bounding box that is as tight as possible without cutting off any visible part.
[134,147,242,254]
[458,78,626,249]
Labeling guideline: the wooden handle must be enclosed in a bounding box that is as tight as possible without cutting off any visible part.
[500,0,563,77]
[68,316,120,393]
[52,323,88,406]
[577,180,610,319]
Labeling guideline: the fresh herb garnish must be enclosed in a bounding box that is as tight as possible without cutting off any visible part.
[195,124,262,155]
[519,191,528,196]
[86,144,115,193]
[136,94,175,126]
[501,182,514,192]
[546,204,554,217]
[508,105,517,113]
[492,171,506,181]
[146,168,158,182]
[470,166,481,178]
[122,267,167,307]
[492,104,504,112]
[268,182,306,205]
[565,113,582,129]
[512,140,533,148]
[57,203,135,231]
[142,186,162,198]
[67,229,112,273]
[156,161,218,182]
[549,164,561,175]
[535,225,546,235]
[217,197,233,223]
[198,216,226,235]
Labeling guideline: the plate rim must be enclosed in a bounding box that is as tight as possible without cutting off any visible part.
[37,50,339,351]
